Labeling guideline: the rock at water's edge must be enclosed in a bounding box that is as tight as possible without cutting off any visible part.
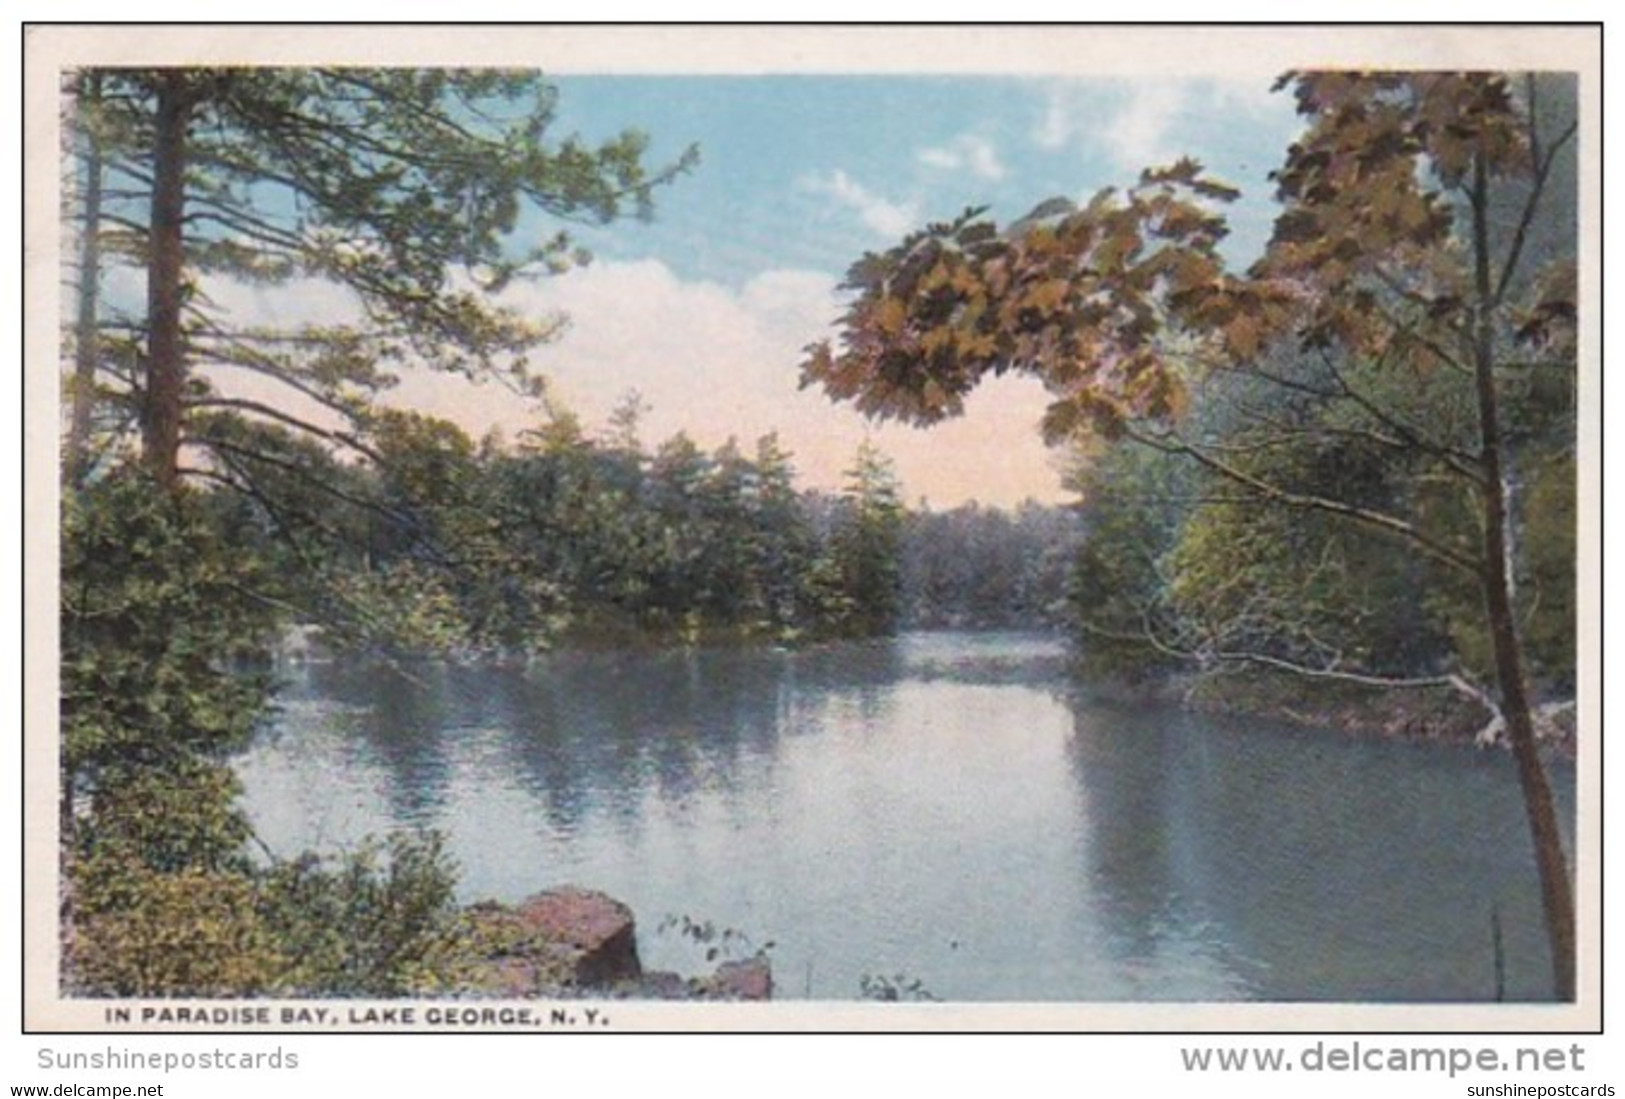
[700,956,773,1001]
[508,886,641,988]
[465,888,775,999]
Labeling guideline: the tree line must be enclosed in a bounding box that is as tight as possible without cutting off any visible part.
[211,402,919,654]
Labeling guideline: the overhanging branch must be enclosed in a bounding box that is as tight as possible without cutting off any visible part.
[1125,425,1484,577]
[184,395,385,464]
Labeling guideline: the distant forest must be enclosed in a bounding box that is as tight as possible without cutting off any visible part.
[901,502,1080,631]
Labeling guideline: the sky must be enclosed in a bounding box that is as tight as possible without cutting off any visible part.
[215,73,1305,508]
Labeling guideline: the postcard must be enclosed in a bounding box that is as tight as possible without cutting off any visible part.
[22,23,1602,1037]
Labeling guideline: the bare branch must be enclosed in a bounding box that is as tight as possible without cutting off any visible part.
[189,437,408,530]
[1494,94,1578,305]
[1316,351,1488,483]
[183,396,385,464]
[1127,425,1483,576]
[182,205,307,252]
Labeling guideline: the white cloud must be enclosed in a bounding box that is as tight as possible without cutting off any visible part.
[180,259,1069,506]
[526,260,836,419]
[918,134,1006,181]
[1033,80,1191,173]
[1103,83,1189,174]
[1034,84,1077,151]
[199,273,365,329]
[1206,74,1294,119]
[409,259,1064,505]
[383,259,850,474]
[802,170,920,239]
[1034,76,1294,174]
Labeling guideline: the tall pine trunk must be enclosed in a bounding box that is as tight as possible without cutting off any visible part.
[142,72,192,493]
[66,71,103,487]
[1471,154,1576,1002]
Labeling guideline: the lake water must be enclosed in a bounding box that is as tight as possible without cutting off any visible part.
[235,631,1573,1002]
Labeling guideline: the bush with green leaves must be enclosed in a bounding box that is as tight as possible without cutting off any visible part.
[255,832,471,997]
[61,471,278,812]
[70,862,284,997]
[70,818,472,998]
[60,470,477,998]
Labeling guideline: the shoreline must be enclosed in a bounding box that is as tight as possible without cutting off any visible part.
[1085,669,1578,759]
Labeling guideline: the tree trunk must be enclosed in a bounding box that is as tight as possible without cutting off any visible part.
[66,71,103,487]
[142,72,192,493]
[1472,154,1576,1002]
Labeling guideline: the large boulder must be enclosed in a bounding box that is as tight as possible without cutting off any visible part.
[461,888,774,1000]
[467,887,641,993]
[515,886,642,987]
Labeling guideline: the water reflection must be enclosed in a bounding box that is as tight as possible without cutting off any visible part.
[1064,706,1238,997]
[239,633,1573,1002]
[1063,701,1572,1001]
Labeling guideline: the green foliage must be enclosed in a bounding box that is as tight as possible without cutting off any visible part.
[822,441,906,637]
[903,501,1080,630]
[1517,452,1577,691]
[745,433,823,638]
[325,561,470,655]
[65,67,698,480]
[1067,338,1574,697]
[70,825,471,998]
[327,413,914,650]
[60,464,478,999]
[70,862,284,998]
[78,399,916,672]
[76,759,253,878]
[1066,441,1194,682]
[1428,449,1577,692]
[1165,494,1446,678]
[60,465,277,997]
[255,832,470,997]
[61,471,279,796]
